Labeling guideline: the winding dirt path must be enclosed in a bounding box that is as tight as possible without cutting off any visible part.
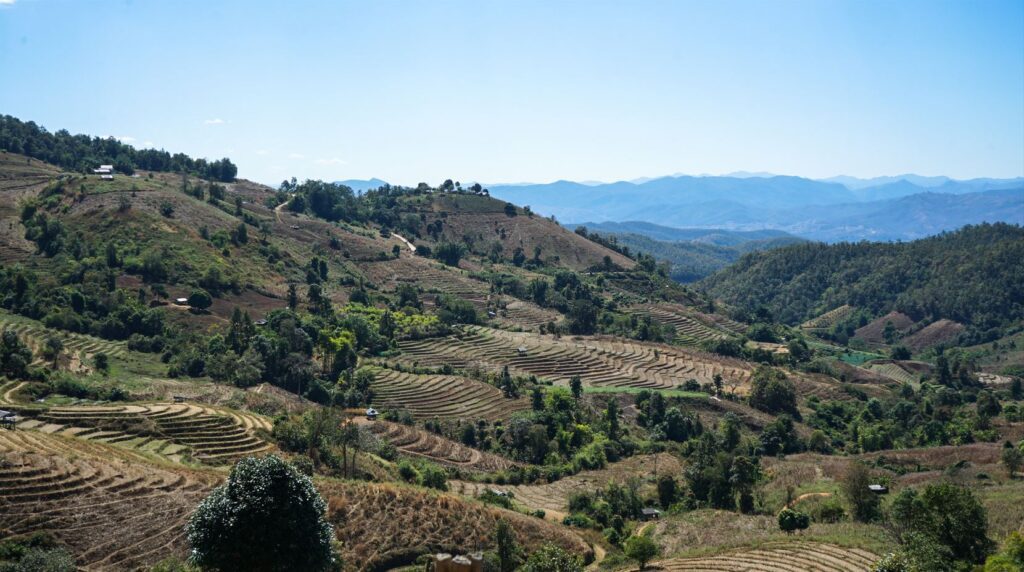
[1,381,26,404]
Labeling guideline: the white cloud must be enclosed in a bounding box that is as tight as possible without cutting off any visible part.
[287,153,305,159]
[115,135,136,143]
[314,157,348,166]
[142,141,155,148]
[255,150,269,156]
[203,118,225,125]
[0,1,16,6]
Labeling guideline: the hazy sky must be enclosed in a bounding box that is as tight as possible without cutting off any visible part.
[2,0,1022,186]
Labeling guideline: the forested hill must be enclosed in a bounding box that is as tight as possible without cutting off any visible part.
[0,115,237,182]
[700,223,1024,334]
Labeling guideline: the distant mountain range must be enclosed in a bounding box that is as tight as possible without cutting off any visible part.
[334,178,389,193]
[488,175,1023,242]
[569,223,806,282]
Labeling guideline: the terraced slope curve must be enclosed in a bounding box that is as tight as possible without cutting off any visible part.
[369,367,530,421]
[398,326,753,391]
[801,305,855,331]
[17,402,272,464]
[452,453,680,515]
[361,418,518,473]
[0,430,219,571]
[629,302,744,345]
[657,542,878,572]
[1,310,128,366]
[319,480,591,569]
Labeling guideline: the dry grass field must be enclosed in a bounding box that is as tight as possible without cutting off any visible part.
[801,305,855,332]
[319,480,592,570]
[0,430,220,571]
[654,540,880,572]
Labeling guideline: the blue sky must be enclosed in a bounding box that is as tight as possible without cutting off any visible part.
[2,0,1022,186]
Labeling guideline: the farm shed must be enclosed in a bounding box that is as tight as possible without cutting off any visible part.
[93,164,113,174]
[868,484,888,494]
[641,507,662,520]
[517,346,528,357]
[365,407,379,421]
[0,410,17,429]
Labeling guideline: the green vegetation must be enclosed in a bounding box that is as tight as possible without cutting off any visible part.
[186,455,337,571]
[0,115,237,181]
[702,223,1024,344]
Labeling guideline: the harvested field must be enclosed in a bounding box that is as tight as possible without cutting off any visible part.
[361,419,518,473]
[863,360,919,385]
[17,402,272,464]
[656,542,879,572]
[801,305,854,331]
[0,310,128,366]
[398,326,754,392]
[903,319,964,352]
[854,311,914,344]
[452,453,680,514]
[368,367,530,422]
[0,430,219,571]
[628,302,744,345]
[319,480,591,570]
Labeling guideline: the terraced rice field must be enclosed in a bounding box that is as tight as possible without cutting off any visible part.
[319,480,591,569]
[656,542,878,572]
[864,361,919,385]
[362,419,518,473]
[630,303,745,345]
[801,305,855,332]
[0,311,128,366]
[16,402,272,464]
[452,453,680,514]
[495,299,562,330]
[0,430,219,570]
[398,326,753,392]
[369,367,530,422]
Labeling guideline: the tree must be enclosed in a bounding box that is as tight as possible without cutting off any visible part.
[623,535,660,570]
[604,398,621,441]
[287,283,299,310]
[657,475,678,508]
[748,366,798,417]
[504,203,517,217]
[186,455,335,571]
[889,482,994,568]
[1001,441,1022,478]
[521,544,583,572]
[188,289,213,311]
[43,335,64,367]
[983,531,1024,572]
[569,375,583,402]
[778,507,810,534]
[495,519,521,572]
[159,200,175,218]
[841,462,881,522]
[93,352,109,373]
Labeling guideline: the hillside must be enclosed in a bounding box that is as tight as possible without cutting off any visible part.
[701,223,1024,341]
[1,124,1021,572]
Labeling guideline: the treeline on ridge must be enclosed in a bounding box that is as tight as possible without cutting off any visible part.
[700,223,1024,337]
[0,115,237,182]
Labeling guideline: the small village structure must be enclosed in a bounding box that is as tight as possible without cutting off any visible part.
[868,484,889,494]
[641,507,662,521]
[365,407,379,421]
[93,164,114,180]
[0,409,17,430]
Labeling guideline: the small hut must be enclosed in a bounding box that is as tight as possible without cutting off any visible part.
[517,346,528,357]
[641,507,662,521]
[0,410,17,430]
[365,407,379,421]
[868,484,889,494]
